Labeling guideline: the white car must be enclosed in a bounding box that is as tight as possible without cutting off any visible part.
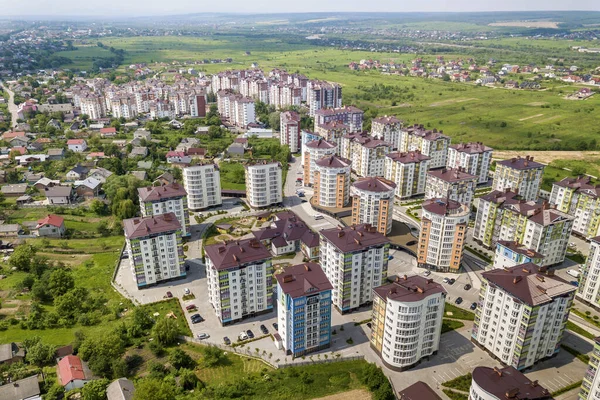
[443,277,450,284]
[314,214,324,220]
[423,270,431,277]
[197,333,210,340]
[239,331,248,341]
[567,269,580,278]
[184,288,191,295]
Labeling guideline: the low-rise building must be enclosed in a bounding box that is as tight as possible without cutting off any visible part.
[35,215,66,238]
[123,213,185,289]
[205,239,273,325]
[1,183,27,197]
[66,139,87,152]
[371,275,446,371]
[106,378,135,400]
[0,342,25,365]
[384,150,431,199]
[245,161,283,208]
[138,182,190,237]
[313,155,351,208]
[472,263,576,370]
[44,186,73,205]
[0,374,41,400]
[252,211,320,259]
[492,156,544,202]
[57,355,91,391]
[447,142,493,184]
[320,224,390,313]
[425,167,477,208]
[351,177,396,235]
[182,164,222,211]
[418,198,469,273]
[470,366,552,400]
[549,176,600,239]
[276,262,333,358]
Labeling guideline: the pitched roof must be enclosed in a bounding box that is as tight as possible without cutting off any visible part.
[427,167,477,183]
[315,155,351,168]
[471,366,552,400]
[276,262,333,299]
[58,355,87,386]
[44,186,72,197]
[554,176,600,197]
[374,275,446,303]
[320,224,390,253]
[67,139,85,145]
[138,182,187,202]
[352,177,396,193]
[205,238,271,271]
[123,213,182,240]
[1,184,28,194]
[0,375,41,400]
[106,378,135,400]
[372,115,402,125]
[482,263,576,306]
[450,142,493,154]
[386,150,430,164]
[497,241,544,260]
[398,381,442,400]
[36,214,64,229]
[422,198,469,216]
[305,138,336,149]
[497,156,544,170]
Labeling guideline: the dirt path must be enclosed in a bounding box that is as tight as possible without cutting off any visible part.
[429,98,477,107]
[518,113,544,121]
[0,81,18,128]
[493,151,600,164]
[312,389,371,400]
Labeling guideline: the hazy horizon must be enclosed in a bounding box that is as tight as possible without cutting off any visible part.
[1,1,600,18]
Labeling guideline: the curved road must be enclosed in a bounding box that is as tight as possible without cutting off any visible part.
[0,81,18,129]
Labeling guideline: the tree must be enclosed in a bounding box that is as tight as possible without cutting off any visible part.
[169,348,195,370]
[55,288,87,321]
[47,269,74,298]
[90,199,108,216]
[202,346,225,367]
[133,378,176,400]
[44,384,65,400]
[268,111,281,131]
[9,244,36,272]
[130,307,154,334]
[79,332,126,378]
[572,166,587,176]
[81,378,110,400]
[152,317,180,345]
[114,199,136,220]
[178,368,201,390]
[23,337,55,366]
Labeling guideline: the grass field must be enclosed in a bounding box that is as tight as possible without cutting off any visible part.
[56,45,116,70]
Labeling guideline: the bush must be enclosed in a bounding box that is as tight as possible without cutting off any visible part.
[169,348,195,370]
[442,373,472,391]
[148,341,165,357]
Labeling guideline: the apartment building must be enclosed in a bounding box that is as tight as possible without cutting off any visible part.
[425,167,478,208]
[348,135,392,178]
[470,366,552,400]
[123,213,185,289]
[492,156,544,202]
[234,97,256,128]
[418,198,469,273]
[110,96,138,119]
[447,142,493,184]
[189,94,206,118]
[371,275,446,371]
[280,111,301,153]
[399,125,451,169]
[493,241,544,270]
[79,94,106,120]
[314,155,352,208]
[276,262,333,358]
[580,337,600,400]
[314,106,364,133]
[245,161,283,208]
[319,224,390,313]
[371,115,403,150]
[306,80,343,116]
[550,176,600,239]
[351,177,396,235]
[182,164,222,211]
[384,150,431,199]
[472,263,576,370]
[303,139,337,186]
[473,189,522,248]
[138,182,190,237]
[205,239,274,325]
[577,237,600,310]
[315,121,349,155]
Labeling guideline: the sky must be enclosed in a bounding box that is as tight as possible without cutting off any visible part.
[2,0,600,17]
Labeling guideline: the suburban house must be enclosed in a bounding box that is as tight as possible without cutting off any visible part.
[66,165,89,180]
[33,178,60,191]
[67,139,87,152]
[57,355,92,391]
[130,171,148,181]
[106,378,135,400]
[187,147,206,159]
[86,152,105,160]
[74,178,102,198]
[1,131,26,142]
[99,127,117,138]
[1,183,28,197]
[0,224,20,237]
[129,147,148,158]
[16,195,32,206]
[88,167,113,183]
[15,154,49,166]
[35,215,66,238]
[24,172,44,184]
[46,148,65,160]
[154,172,174,185]
[0,343,25,365]
[0,374,41,400]
[44,186,73,205]
[166,151,191,164]
[8,136,29,147]
[133,129,151,141]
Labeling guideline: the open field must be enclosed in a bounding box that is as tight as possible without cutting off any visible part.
[489,21,560,28]
[56,45,115,70]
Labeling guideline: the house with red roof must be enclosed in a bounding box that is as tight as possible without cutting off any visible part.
[99,127,117,138]
[35,215,66,238]
[1,131,26,141]
[57,355,91,391]
[67,139,87,153]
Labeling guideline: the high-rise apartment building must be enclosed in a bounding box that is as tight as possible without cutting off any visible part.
[314,106,364,133]
[138,182,190,238]
[280,111,301,153]
[492,156,544,202]
[351,177,396,236]
[492,241,544,270]
[384,150,431,199]
[577,237,600,310]
[580,337,600,400]
[446,142,493,184]
[425,167,478,208]
[399,125,451,169]
[182,164,222,211]
[473,189,522,248]
[245,161,283,208]
[371,115,403,150]
[549,176,600,239]
[314,155,352,208]
[303,139,337,186]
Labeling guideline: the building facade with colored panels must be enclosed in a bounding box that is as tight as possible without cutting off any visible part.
[550,176,600,239]
[138,182,190,237]
[579,337,600,400]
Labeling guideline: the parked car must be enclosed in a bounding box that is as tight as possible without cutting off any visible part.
[388,256,394,260]
[314,214,324,220]
[184,288,191,295]
[455,297,463,305]
[223,336,231,345]
[366,322,372,329]
[164,291,173,298]
[185,304,196,311]
[464,284,471,291]
[260,324,268,334]
[296,178,302,182]
[185,264,190,271]
[423,270,431,277]
[272,322,278,330]
[191,314,203,323]
[470,302,477,310]
[570,281,579,287]
[298,192,305,197]
[448,278,456,285]
[567,269,580,278]
[246,329,255,339]
[197,333,210,340]
[443,278,450,284]
[239,331,248,341]
[406,240,417,246]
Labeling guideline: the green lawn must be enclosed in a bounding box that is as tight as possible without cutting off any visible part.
[445,303,476,321]
[566,321,595,340]
[442,319,465,334]
[55,45,115,70]
[219,161,246,190]
[561,344,590,364]
[442,373,472,392]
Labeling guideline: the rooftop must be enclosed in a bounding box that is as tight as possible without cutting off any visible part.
[275,262,333,299]
[497,156,544,170]
[320,224,390,253]
[497,241,544,260]
[36,214,64,229]
[480,189,522,205]
[123,213,182,240]
[374,275,446,303]
[386,150,430,164]
[205,238,271,271]
[352,177,396,193]
[305,138,337,149]
[427,167,477,183]
[422,198,469,216]
[138,182,187,202]
[450,142,493,154]
[554,176,600,197]
[58,355,88,386]
[398,381,442,400]
[315,155,351,169]
[472,366,552,400]
[0,375,41,400]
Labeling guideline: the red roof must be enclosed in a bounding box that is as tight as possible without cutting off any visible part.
[36,214,64,228]
[99,127,116,133]
[87,152,105,158]
[67,139,85,145]
[166,151,186,158]
[2,131,26,140]
[58,355,86,386]
[11,146,27,155]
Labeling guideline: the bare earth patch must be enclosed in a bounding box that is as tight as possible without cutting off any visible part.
[312,389,372,400]
[518,113,544,121]
[527,102,548,106]
[533,115,562,124]
[429,98,477,107]
[493,151,600,164]
[489,21,559,29]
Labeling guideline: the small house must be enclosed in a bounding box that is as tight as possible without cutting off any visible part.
[74,178,102,198]
[107,378,135,400]
[35,215,66,238]
[0,224,20,237]
[0,343,25,365]
[57,355,92,391]
[44,186,73,205]
[47,148,65,160]
[66,165,89,180]
[0,374,41,400]
[1,184,28,197]
[67,139,87,152]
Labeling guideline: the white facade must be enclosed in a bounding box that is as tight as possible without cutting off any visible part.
[67,140,87,153]
[182,164,222,210]
[235,100,256,128]
[303,139,337,186]
[245,162,283,208]
[425,169,477,208]
[492,157,544,202]
[280,111,301,153]
[384,151,431,199]
[351,178,396,235]
[577,238,600,309]
[314,156,351,208]
[446,143,493,184]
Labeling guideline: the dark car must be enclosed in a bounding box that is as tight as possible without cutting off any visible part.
[164,291,173,298]
[191,314,204,323]
[464,284,472,291]
[448,278,456,285]
[246,329,255,339]
[470,302,477,310]
[185,304,196,311]
[272,322,278,330]
[260,324,268,334]
[455,297,463,305]
[185,264,190,271]
[366,322,372,329]
[223,336,231,345]
[570,281,579,287]
[298,192,305,197]
[406,240,417,246]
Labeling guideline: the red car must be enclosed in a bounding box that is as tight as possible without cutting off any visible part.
[185,304,196,311]
[164,291,173,298]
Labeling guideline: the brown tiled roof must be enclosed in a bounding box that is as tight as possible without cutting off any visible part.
[318,121,349,130]
[422,198,467,216]
[305,138,336,149]
[138,182,187,202]
[554,176,600,197]
[352,177,396,192]
[497,156,544,170]
[315,155,351,168]
[472,366,552,400]
[205,238,271,271]
[405,124,449,141]
[386,150,430,163]
[353,136,391,149]
[480,189,521,205]
[315,106,363,116]
[497,241,544,260]
[252,211,319,249]
[372,115,402,125]
[281,111,300,122]
[374,275,445,303]
[450,142,493,154]
[320,224,390,253]
[592,236,600,244]
[123,213,181,239]
[427,167,477,183]
[275,262,333,299]
[482,263,575,306]
[398,381,442,400]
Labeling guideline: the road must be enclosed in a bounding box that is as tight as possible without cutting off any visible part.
[0,80,18,129]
